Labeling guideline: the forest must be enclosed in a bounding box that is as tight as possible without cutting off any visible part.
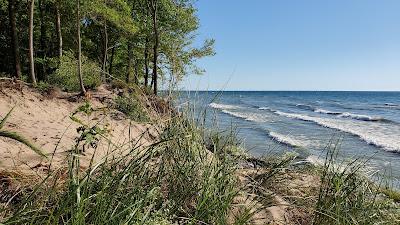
[0,0,214,94]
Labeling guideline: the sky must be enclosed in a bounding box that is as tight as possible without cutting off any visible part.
[182,0,400,91]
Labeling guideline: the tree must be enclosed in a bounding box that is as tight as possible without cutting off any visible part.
[8,0,21,79]
[148,0,158,95]
[0,0,214,94]
[28,0,37,85]
[126,41,132,83]
[55,0,62,58]
[38,0,47,81]
[144,37,150,86]
[77,0,85,94]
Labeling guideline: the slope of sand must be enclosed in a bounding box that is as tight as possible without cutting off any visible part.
[0,83,159,175]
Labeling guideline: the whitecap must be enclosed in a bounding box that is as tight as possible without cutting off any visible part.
[296,104,315,111]
[258,107,276,112]
[314,108,342,115]
[314,108,390,123]
[209,103,240,110]
[274,111,400,152]
[338,112,384,122]
[221,110,270,123]
[268,131,302,147]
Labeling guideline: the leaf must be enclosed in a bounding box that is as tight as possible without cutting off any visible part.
[0,106,15,129]
[0,130,47,158]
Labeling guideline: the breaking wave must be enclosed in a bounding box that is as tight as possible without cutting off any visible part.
[267,131,302,147]
[220,110,270,123]
[258,107,277,112]
[296,104,315,111]
[314,108,392,123]
[209,103,240,110]
[338,112,387,122]
[274,111,400,152]
[314,108,342,115]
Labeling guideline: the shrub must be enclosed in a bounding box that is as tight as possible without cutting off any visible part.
[114,94,149,122]
[49,51,102,92]
[35,81,52,93]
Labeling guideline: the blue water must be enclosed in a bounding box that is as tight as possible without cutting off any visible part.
[178,91,400,186]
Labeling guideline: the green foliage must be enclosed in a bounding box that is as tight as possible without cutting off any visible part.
[114,94,149,122]
[49,51,101,91]
[85,0,137,35]
[0,0,215,94]
[35,81,53,93]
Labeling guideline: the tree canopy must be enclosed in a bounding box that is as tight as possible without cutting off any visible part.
[0,0,214,94]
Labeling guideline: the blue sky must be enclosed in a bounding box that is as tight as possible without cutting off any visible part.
[182,0,400,91]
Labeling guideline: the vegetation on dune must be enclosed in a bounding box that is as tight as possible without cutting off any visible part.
[114,93,150,122]
[313,143,400,225]
[0,102,252,224]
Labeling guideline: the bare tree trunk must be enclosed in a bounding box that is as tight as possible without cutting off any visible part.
[151,0,158,95]
[102,22,108,78]
[144,37,149,87]
[134,59,139,85]
[126,42,132,83]
[38,0,47,81]
[55,1,62,58]
[77,0,85,94]
[28,0,37,85]
[8,0,21,79]
[108,46,115,77]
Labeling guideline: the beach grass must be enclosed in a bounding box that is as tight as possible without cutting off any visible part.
[313,141,400,225]
[0,101,253,225]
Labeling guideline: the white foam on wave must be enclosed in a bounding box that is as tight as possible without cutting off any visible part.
[268,131,302,147]
[314,108,342,115]
[296,104,315,110]
[221,110,270,123]
[305,155,325,166]
[209,103,240,110]
[338,112,384,122]
[314,108,389,122]
[258,107,276,112]
[274,111,400,152]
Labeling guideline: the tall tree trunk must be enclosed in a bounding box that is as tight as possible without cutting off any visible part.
[102,22,108,78]
[28,0,37,85]
[8,0,21,79]
[134,59,139,85]
[77,0,85,94]
[38,0,47,81]
[126,42,132,83]
[144,37,149,87]
[55,1,62,58]
[108,46,115,77]
[151,1,158,95]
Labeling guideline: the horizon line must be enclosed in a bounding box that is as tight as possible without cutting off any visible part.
[178,89,400,92]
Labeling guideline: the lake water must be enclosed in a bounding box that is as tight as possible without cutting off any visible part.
[179,91,400,187]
